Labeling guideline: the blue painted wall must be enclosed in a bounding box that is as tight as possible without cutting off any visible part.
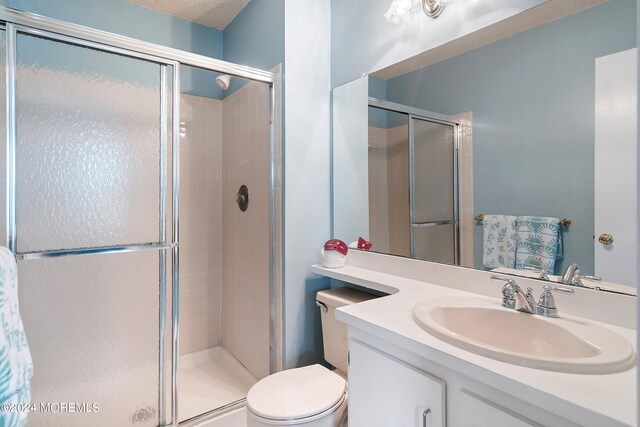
[283,0,331,369]
[368,76,389,128]
[369,76,387,99]
[384,0,636,275]
[223,0,284,96]
[2,0,224,98]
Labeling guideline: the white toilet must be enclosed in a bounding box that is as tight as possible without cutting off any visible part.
[246,288,376,427]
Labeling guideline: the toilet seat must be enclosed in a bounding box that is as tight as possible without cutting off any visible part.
[247,393,347,426]
[246,364,346,424]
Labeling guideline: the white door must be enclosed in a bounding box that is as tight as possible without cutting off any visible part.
[594,48,637,287]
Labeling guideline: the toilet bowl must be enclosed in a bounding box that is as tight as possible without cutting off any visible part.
[246,288,376,427]
[246,364,347,427]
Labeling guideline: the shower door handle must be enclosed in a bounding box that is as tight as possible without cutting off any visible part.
[411,220,458,228]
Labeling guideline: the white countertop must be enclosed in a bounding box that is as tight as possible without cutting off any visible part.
[311,263,637,426]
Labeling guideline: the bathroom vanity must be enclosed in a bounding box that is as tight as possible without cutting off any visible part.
[311,251,637,427]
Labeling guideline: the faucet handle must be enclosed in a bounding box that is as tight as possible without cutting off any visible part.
[491,275,518,297]
[491,274,515,283]
[538,285,574,315]
[492,275,520,309]
[544,285,575,295]
[573,274,602,287]
[523,266,549,280]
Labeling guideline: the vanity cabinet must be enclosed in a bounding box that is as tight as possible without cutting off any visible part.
[348,332,581,427]
[348,339,446,427]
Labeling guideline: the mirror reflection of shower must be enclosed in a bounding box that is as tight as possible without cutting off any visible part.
[216,74,231,90]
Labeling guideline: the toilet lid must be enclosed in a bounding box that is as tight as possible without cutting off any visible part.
[247,364,346,421]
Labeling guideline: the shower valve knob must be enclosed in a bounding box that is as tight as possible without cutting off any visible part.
[236,185,249,212]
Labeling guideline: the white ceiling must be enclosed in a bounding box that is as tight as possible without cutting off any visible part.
[125,0,251,30]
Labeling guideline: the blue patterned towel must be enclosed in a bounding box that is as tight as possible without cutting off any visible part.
[482,215,517,269]
[0,247,32,427]
[515,216,563,274]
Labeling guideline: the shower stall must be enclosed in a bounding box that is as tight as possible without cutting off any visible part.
[367,99,459,264]
[0,7,281,427]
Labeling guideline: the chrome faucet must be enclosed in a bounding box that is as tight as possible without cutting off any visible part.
[560,263,580,285]
[491,275,574,318]
[494,276,536,313]
[559,263,602,287]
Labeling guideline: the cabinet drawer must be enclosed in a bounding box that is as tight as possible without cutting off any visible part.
[348,339,446,427]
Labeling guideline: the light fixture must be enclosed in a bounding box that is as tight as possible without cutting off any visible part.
[422,0,446,18]
[384,0,414,25]
[385,0,446,24]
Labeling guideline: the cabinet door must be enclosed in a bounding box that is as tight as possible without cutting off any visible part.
[457,389,541,427]
[348,339,445,427]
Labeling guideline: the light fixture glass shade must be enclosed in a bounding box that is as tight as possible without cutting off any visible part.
[384,0,414,25]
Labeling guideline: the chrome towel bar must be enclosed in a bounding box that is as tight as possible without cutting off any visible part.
[474,213,571,227]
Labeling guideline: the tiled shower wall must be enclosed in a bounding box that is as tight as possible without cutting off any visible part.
[179,77,276,380]
[179,94,223,355]
[221,80,271,380]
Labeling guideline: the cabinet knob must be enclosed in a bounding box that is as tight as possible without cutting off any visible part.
[598,233,614,245]
[423,408,431,426]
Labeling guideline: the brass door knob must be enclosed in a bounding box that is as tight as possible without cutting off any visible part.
[598,234,614,245]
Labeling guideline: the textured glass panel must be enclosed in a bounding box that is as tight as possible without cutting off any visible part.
[16,34,161,252]
[413,119,455,222]
[18,251,165,426]
[414,224,455,264]
[0,30,6,244]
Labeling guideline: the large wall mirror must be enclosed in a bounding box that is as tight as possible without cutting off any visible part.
[332,0,637,295]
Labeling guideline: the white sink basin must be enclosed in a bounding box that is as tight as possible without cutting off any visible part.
[413,297,636,374]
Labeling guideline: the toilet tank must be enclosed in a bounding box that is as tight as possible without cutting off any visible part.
[316,288,377,374]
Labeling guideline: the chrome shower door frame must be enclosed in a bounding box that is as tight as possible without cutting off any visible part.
[0,7,282,427]
[368,98,461,264]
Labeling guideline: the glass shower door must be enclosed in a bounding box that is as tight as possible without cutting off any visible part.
[9,30,174,426]
[410,117,459,264]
